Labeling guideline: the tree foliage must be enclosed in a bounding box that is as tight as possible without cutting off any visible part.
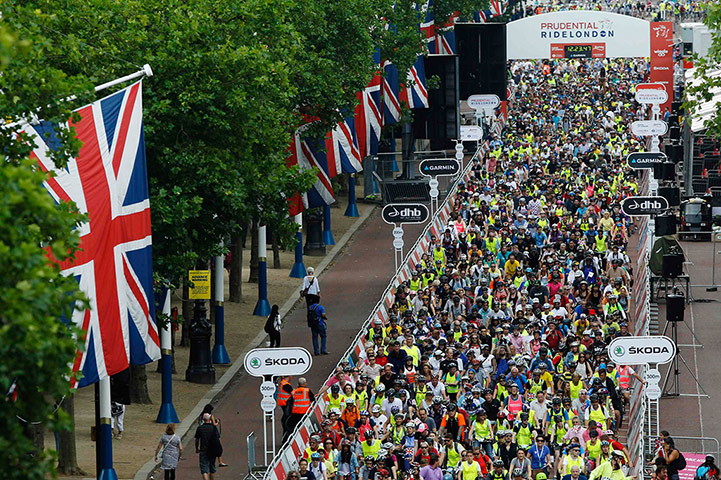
[0,16,89,480]
[683,2,721,138]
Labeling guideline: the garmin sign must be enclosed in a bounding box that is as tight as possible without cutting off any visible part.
[419,159,461,177]
[626,152,667,169]
[507,11,651,60]
[608,336,676,365]
[244,347,312,377]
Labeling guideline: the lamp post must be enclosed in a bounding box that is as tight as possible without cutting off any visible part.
[185,299,216,384]
[97,377,118,480]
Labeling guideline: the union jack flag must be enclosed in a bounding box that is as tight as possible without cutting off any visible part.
[21,81,160,387]
[354,50,383,159]
[383,56,429,123]
[287,124,336,215]
[326,117,363,174]
[421,0,456,55]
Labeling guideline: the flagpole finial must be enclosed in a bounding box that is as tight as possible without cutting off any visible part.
[143,64,154,78]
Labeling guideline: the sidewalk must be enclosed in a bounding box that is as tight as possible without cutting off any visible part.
[166,211,425,480]
[52,192,375,480]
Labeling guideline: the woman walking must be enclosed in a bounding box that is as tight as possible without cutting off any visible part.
[265,304,282,347]
[155,424,183,480]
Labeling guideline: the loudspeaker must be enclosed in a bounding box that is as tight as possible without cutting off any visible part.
[455,23,508,101]
[653,161,675,181]
[666,294,685,322]
[655,214,677,236]
[669,125,681,141]
[658,186,681,206]
[662,253,684,278]
[413,56,459,150]
[666,143,683,164]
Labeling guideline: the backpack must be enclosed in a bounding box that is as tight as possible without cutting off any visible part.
[307,305,320,329]
[675,451,687,471]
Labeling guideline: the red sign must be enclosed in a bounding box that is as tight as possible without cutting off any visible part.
[649,21,674,113]
[679,453,706,480]
[550,43,605,58]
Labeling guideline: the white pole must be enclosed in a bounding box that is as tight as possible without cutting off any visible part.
[94,64,153,93]
[214,245,224,303]
[99,376,112,420]
[258,225,267,259]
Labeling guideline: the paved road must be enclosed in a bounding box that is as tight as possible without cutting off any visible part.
[656,238,721,457]
[174,209,424,480]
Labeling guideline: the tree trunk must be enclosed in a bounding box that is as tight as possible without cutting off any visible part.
[129,364,152,404]
[272,233,281,269]
[180,282,192,347]
[248,221,259,283]
[229,233,243,302]
[57,394,86,475]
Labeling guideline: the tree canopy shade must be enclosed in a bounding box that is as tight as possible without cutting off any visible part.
[0,16,90,480]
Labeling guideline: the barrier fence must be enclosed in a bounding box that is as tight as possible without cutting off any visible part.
[263,144,485,480]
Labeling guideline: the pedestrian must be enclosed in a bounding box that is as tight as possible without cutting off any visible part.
[155,423,183,480]
[111,401,125,440]
[662,437,687,480]
[285,377,315,440]
[307,300,328,356]
[694,456,719,480]
[302,267,321,307]
[195,413,219,480]
[265,304,282,347]
[277,375,293,436]
[198,404,227,467]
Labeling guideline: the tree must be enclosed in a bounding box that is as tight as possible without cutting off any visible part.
[684,3,721,138]
[0,14,91,480]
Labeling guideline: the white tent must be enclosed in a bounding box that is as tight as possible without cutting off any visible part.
[685,67,721,133]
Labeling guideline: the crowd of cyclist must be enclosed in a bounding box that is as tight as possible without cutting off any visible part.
[278,53,666,480]
[525,0,708,21]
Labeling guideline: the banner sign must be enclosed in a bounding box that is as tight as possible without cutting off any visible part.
[460,125,483,141]
[419,159,461,176]
[627,152,668,169]
[649,22,674,113]
[188,270,211,299]
[631,120,668,136]
[467,94,500,110]
[608,335,676,365]
[621,196,669,216]
[507,11,651,59]
[381,204,430,224]
[635,83,669,104]
[244,347,313,377]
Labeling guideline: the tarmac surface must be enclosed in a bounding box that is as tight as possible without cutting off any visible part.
[173,208,425,480]
[655,236,721,458]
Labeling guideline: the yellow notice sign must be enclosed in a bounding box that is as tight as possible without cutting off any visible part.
[188,270,211,299]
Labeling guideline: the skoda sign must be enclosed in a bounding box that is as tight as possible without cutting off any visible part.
[419,159,461,177]
[621,196,669,216]
[382,204,430,225]
[244,347,312,377]
[626,152,667,169]
[608,336,676,365]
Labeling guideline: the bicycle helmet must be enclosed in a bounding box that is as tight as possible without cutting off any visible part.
[375,384,386,393]
[494,460,505,468]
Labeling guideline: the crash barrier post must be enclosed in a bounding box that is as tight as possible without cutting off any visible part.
[243,432,265,480]
[262,142,489,480]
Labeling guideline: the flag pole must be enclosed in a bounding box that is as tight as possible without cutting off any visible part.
[156,288,179,423]
[290,214,306,278]
[98,377,118,480]
[253,224,271,316]
[94,64,153,93]
[345,174,360,217]
[212,244,230,364]
[322,205,335,245]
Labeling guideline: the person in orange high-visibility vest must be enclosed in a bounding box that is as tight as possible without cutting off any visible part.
[284,377,315,442]
[277,375,293,435]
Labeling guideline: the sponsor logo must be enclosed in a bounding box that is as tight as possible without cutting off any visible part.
[250,357,261,368]
[654,49,669,57]
[653,24,670,38]
[628,346,670,355]
[652,66,670,70]
[263,357,307,366]
[539,19,615,39]
[614,346,625,356]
